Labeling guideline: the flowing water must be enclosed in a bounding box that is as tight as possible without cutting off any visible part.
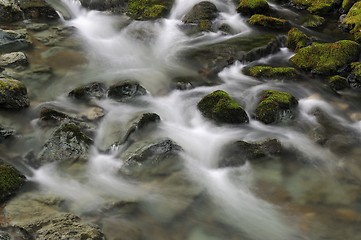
[2,0,361,239]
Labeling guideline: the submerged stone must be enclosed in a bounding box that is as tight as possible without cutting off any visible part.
[197,90,249,124]
[0,160,26,203]
[254,90,298,124]
[0,78,29,110]
[243,65,299,80]
[0,0,23,23]
[329,75,349,91]
[248,14,291,30]
[290,40,360,75]
[236,0,269,16]
[286,27,311,51]
[108,80,147,102]
[68,82,107,102]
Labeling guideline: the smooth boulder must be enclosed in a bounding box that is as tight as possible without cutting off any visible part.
[0,78,29,109]
[68,82,107,102]
[0,52,28,68]
[182,1,218,32]
[107,80,147,102]
[243,65,299,80]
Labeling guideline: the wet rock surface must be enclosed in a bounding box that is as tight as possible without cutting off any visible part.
[0,29,32,53]
[69,82,107,102]
[0,77,29,110]
[0,160,26,203]
[0,52,28,68]
[107,80,147,102]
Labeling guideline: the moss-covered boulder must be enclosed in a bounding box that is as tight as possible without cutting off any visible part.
[329,75,349,91]
[236,0,270,16]
[0,78,30,109]
[303,14,325,28]
[0,0,23,23]
[17,0,58,20]
[127,0,173,20]
[182,1,219,32]
[243,65,299,80]
[248,14,291,30]
[290,0,338,15]
[0,160,26,203]
[197,90,249,124]
[347,62,361,88]
[341,0,359,13]
[108,80,147,102]
[289,40,360,75]
[286,27,311,51]
[339,1,361,42]
[68,82,107,102]
[254,90,298,124]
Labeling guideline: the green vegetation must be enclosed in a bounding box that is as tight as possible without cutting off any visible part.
[343,1,361,42]
[329,75,348,91]
[248,14,290,30]
[291,0,337,14]
[286,27,311,51]
[290,40,360,74]
[243,66,299,80]
[237,0,269,15]
[303,15,325,28]
[127,0,171,20]
[342,0,359,13]
[0,161,26,203]
[197,90,249,124]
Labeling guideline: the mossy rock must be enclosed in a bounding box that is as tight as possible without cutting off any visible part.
[108,80,147,102]
[0,0,23,23]
[254,90,298,124]
[289,40,360,75]
[303,14,325,28]
[341,0,359,13]
[329,75,349,91]
[243,65,300,80]
[197,90,249,124]
[0,78,30,109]
[68,82,107,102]
[291,0,338,15]
[127,0,172,20]
[341,1,361,42]
[347,62,361,88]
[0,160,26,203]
[182,1,218,33]
[17,0,58,20]
[248,14,291,30]
[286,27,311,51]
[236,0,270,16]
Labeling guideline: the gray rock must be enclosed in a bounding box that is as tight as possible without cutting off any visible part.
[0,29,32,54]
[0,226,32,240]
[0,77,30,110]
[17,0,58,20]
[0,160,26,203]
[182,1,218,33]
[68,82,107,102]
[0,124,15,142]
[107,80,147,102]
[26,23,49,32]
[37,123,93,166]
[0,0,23,23]
[0,52,28,68]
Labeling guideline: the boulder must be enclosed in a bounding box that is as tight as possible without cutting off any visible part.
[290,40,360,75]
[243,65,300,80]
[254,90,298,124]
[341,0,359,13]
[107,80,147,102]
[0,160,26,203]
[290,0,339,15]
[339,1,361,42]
[68,82,107,102]
[182,1,218,32]
[303,15,325,28]
[236,0,269,16]
[286,27,311,51]
[0,52,28,68]
[197,90,249,124]
[0,78,29,109]
[0,29,32,53]
[38,107,87,127]
[0,0,23,23]
[347,62,361,88]
[329,75,349,91]
[248,14,291,30]
[219,139,282,167]
[0,124,15,142]
[37,123,93,166]
[17,0,58,20]
[127,0,173,20]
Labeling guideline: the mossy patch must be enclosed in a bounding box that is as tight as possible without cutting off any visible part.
[291,0,337,14]
[303,14,325,28]
[255,90,298,124]
[243,66,299,80]
[286,27,311,51]
[342,0,359,13]
[197,90,249,124]
[0,161,26,203]
[329,75,349,91]
[347,62,361,88]
[248,14,291,30]
[290,40,361,75]
[343,1,361,42]
[0,78,29,109]
[237,0,270,16]
[127,0,171,20]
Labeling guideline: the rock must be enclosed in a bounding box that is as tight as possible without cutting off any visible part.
[127,0,173,20]
[347,62,361,88]
[286,27,311,51]
[68,82,107,102]
[339,1,361,42]
[329,75,349,91]
[0,124,15,143]
[243,65,300,80]
[0,78,29,109]
[236,0,270,16]
[290,0,339,15]
[38,107,84,127]
[17,0,58,20]
[290,40,360,75]
[0,226,33,240]
[107,80,147,102]
[0,52,28,68]
[120,139,183,179]
[303,15,325,28]
[0,0,23,23]
[341,0,358,13]
[79,0,126,12]
[197,90,249,124]
[219,139,282,167]
[248,14,291,30]
[80,107,105,121]
[37,123,93,166]
[182,1,218,32]
[26,23,49,32]
[254,90,298,124]
[0,29,32,53]
[0,160,26,203]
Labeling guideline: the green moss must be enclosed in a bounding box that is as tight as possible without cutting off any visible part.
[303,15,325,28]
[291,0,336,14]
[290,40,361,74]
[342,0,359,12]
[255,90,298,124]
[248,14,290,30]
[351,62,361,76]
[329,75,348,91]
[127,0,170,20]
[0,78,24,93]
[0,162,26,203]
[243,66,299,79]
[237,0,269,15]
[143,4,167,18]
[344,1,361,41]
[198,19,212,31]
[197,90,249,124]
[286,28,311,51]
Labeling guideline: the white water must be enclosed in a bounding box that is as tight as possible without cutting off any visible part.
[26,1,361,240]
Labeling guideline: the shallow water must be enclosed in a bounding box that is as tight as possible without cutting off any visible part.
[1,0,361,239]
